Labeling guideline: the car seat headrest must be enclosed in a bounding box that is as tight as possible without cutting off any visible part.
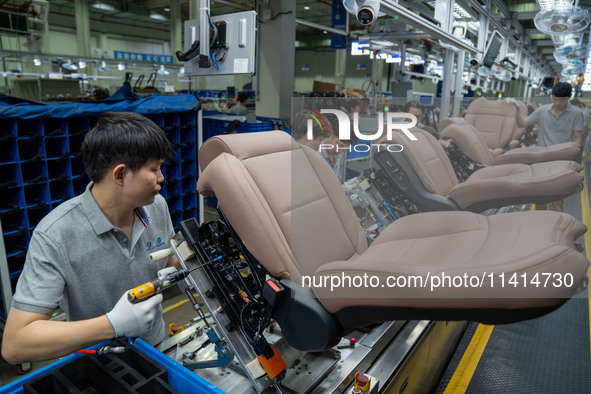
[198,130,296,171]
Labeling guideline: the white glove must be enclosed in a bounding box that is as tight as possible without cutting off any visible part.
[106,291,163,338]
[504,98,520,108]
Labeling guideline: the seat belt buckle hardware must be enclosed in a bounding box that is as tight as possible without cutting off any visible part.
[263,276,284,307]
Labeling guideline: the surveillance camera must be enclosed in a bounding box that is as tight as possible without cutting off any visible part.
[469,57,479,67]
[357,0,381,25]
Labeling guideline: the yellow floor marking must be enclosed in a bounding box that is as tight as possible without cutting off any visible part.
[162,298,190,314]
[443,324,495,393]
[578,170,591,362]
[442,202,537,392]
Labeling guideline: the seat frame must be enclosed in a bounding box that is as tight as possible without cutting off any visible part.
[194,131,588,354]
[373,139,582,213]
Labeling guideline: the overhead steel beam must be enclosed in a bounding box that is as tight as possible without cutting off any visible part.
[359,32,429,40]
[128,0,170,8]
[399,0,437,22]
[492,0,510,17]
[379,0,480,55]
[465,0,550,74]
[48,12,169,40]
[492,0,524,36]
[380,0,550,78]
[295,18,349,37]
[526,28,547,35]
[516,11,537,20]
[455,0,480,20]
[532,39,554,46]
[211,0,251,11]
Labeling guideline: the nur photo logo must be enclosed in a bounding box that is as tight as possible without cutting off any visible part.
[304,107,418,153]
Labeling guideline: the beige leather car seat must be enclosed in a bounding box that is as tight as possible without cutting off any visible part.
[376,129,582,212]
[440,121,582,166]
[196,131,588,350]
[438,98,580,165]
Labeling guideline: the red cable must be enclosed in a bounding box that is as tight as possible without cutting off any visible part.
[75,349,97,354]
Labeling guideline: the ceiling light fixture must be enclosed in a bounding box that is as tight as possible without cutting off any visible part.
[61,59,78,71]
[149,12,168,21]
[370,39,395,47]
[158,65,169,75]
[304,5,310,10]
[91,1,116,11]
[99,60,109,72]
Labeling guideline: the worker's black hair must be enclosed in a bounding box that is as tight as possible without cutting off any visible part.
[237,93,249,103]
[344,98,362,112]
[403,100,424,113]
[552,82,572,98]
[81,112,174,183]
[290,111,332,142]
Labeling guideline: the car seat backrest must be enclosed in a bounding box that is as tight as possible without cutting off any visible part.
[440,122,494,165]
[197,131,368,284]
[464,97,518,149]
[438,117,469,133]
[385,128,459,195]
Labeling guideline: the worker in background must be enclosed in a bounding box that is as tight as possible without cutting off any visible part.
[507,82,584,211]
[320,126,358,183]
[431,104,440,128]
[319,99,364,183]
[291,108,357,182]
[341,98,362,114]
[458,106,467,118]
[403,100,439,139]
[2,112,179,364]
[228,92,249,115]
[291,111,331,150]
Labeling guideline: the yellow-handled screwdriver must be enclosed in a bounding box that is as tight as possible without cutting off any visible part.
[127,256,222,303]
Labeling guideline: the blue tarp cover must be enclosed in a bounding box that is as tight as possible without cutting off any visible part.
[0,83,200,119]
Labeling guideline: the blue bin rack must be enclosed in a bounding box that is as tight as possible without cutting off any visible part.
[347,138,373,160]
[0,94,200,319]
[0,338,225,394]
[202,113,289,141]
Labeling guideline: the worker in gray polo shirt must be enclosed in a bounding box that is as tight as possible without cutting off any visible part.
[508,82,584,212]
[510,82,584,147]
[2,112,179,364]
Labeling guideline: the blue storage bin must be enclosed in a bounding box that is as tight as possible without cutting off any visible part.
[0,138,19,163]
[0,93,201,318]
[346,139,372,160]
[0,339,225,394]
[203,115,286,141]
